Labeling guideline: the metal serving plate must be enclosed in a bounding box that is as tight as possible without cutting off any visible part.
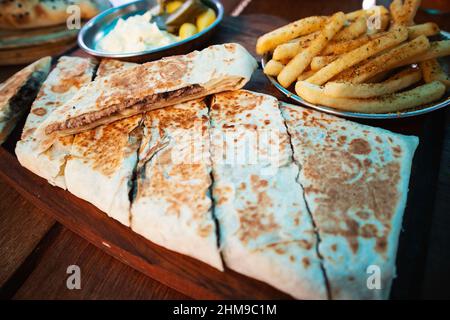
[78,0,224,62]
[262,31,450,119]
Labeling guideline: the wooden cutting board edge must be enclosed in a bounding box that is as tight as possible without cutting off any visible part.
[0,148,291,300]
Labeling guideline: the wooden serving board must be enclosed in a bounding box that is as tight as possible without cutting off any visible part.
[0,15,446,299]
[0,23,83,66]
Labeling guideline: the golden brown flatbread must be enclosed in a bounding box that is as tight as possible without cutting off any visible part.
[65,59,142,225]
[131,98,223,270]
[0,0,104,29]
[210,90,327,299]
[15,56,97,188]
[32,43,257,153]
[0,56,50,145]
[281,103,419,299]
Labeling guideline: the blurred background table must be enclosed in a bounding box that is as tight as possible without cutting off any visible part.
[1,0,449,299]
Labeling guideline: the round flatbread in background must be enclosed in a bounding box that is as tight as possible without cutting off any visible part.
[0,0,109,29]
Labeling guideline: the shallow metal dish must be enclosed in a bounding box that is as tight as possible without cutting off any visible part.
[262,31,450,119]
[78,0,224,62]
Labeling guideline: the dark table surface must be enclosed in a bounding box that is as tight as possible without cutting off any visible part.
[1,0,449,299]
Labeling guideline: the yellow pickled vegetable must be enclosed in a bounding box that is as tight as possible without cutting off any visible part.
[179,23,198,39]
[166,1,183,14]
[196,8,216,31]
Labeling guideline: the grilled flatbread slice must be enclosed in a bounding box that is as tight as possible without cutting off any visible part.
[0,0,105,29]
[130,99,223,271]
[33,43,257,152]
[210,90,328,299]
[281,104,419,299]
[0,57,50,145]
[65,59,141,226]
[15,56,96,188]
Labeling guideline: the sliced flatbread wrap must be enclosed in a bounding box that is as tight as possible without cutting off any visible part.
[130,99,223,271]
[15,56,96,188]
[33,43,257,152]
[210,90,328,299]
[0,57,51,145]
[65,59,142,226]
[281,104,419,299]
